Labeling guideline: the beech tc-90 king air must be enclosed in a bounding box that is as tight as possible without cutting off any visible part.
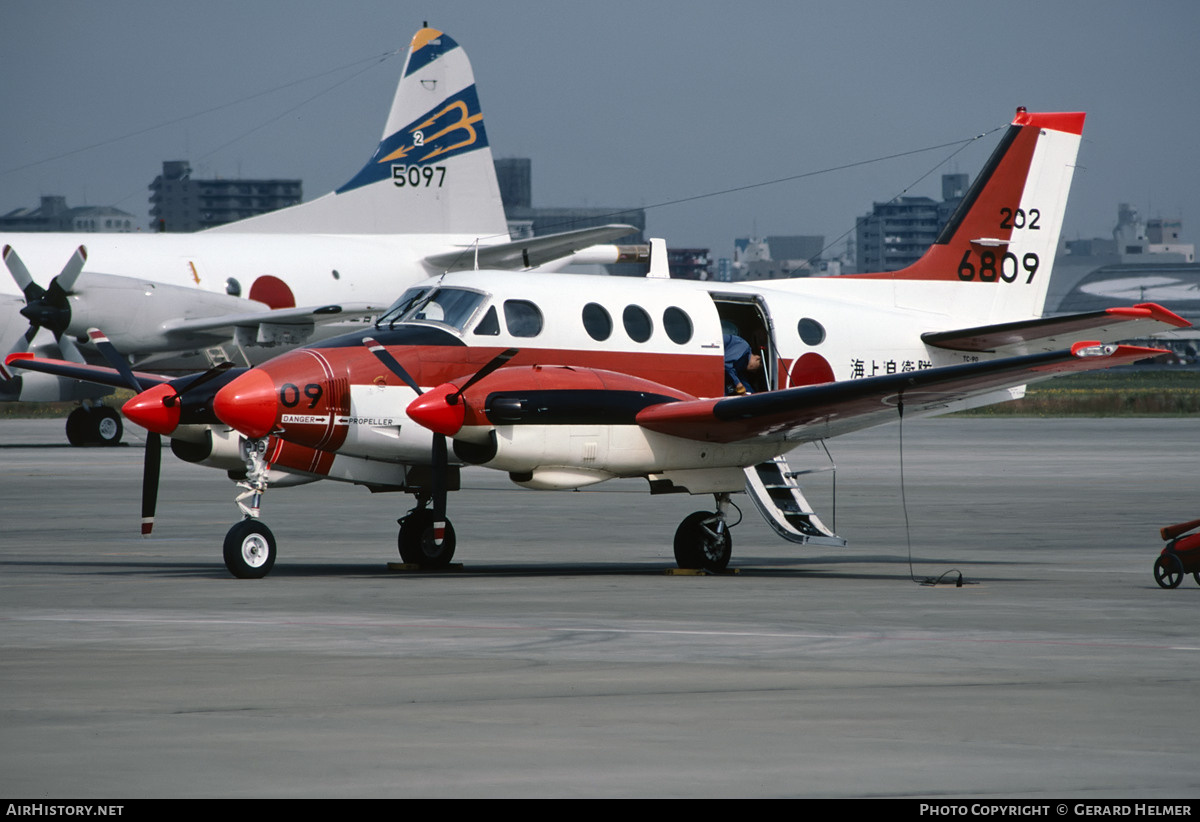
[0,27,641,445]
[11,108,1189,578]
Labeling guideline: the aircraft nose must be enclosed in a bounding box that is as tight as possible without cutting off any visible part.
[406,383,466,436]
[214,368,279,438]
[122,384,181,435]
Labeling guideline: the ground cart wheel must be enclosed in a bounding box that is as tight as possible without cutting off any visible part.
[1154,554,1183,589]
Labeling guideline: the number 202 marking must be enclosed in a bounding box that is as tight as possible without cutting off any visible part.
[958,250,1040,283]
[999,207,1040,230]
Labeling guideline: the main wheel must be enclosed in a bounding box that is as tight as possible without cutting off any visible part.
[65,406,124,446]
[1154,553,1183,589]
[398,510,456,569]
[223,519,277,579]
[673,511,732,572]
[91,406,123,446]
[65,408,89,446]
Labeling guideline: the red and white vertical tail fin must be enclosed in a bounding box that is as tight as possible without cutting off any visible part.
[849,108,1085,322]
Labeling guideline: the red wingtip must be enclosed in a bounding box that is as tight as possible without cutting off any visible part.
[4,352,34,365]
[213,368,279,439]
[406,384,466,437]
[122,384,182,436]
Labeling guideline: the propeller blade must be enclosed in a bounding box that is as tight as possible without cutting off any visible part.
[48,246,87,294]
[87,328,142,393]
[57,334,86,365]
[428,433,450,547]
[362,336,423,395]
[450,348,519,403]
[3,245,36,295]
[141,432,162,535]
[172,361,236,396]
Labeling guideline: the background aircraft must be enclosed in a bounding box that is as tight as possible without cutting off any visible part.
[1,27,640,445]
[16,107,1188,577]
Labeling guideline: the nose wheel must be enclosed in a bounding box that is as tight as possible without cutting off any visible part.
[398,509,457,569]
[223,519,277,579]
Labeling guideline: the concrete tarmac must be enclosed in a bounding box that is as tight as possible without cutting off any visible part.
[1,416,1198,798]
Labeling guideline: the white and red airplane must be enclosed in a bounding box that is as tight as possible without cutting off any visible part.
[10,107,1189,577]
[1,27,639,444]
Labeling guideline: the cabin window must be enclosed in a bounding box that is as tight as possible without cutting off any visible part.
[798,317,826,346]
[582,303,612,341]
[663,307,692,344]
[504,300,543,338]
[623,305,653,343]
[473,305,501,336]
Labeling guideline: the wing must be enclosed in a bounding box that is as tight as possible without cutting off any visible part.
[5,352,169,392]
[636,343,1167,444]
[422,224,642,271]
[160,302,385,338]
[921,302,1189,355]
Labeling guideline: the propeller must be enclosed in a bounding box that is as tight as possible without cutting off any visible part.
[3,245,87,365]
[361,336,517,541]
[88,328,236,535]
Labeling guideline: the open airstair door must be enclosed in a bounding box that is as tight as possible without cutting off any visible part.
[744,454,846,547]
[711,293,777,392]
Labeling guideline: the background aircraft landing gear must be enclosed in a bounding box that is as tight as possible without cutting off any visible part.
[65,405,123,446]
[398,508,456,569]
[223,519,277,579]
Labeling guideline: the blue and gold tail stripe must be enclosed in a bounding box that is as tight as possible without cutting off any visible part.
[336,84,488,194]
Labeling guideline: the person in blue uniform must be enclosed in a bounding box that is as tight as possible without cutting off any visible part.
[723,334,762,394]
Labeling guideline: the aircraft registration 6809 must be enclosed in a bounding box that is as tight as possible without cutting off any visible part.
[10,108,1189,578]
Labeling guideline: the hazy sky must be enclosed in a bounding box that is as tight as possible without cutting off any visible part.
[3,0,1198,257]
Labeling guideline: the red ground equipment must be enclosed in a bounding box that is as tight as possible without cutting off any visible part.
[1153,518,1200,589]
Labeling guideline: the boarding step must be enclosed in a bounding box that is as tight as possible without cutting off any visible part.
[743,454,845,547]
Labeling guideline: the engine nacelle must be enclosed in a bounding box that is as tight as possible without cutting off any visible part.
[169,425,247,471]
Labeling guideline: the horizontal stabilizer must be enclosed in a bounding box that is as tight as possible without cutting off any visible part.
[422,224,641,272]
[636,343,1168,445]
[923,302,1190,354]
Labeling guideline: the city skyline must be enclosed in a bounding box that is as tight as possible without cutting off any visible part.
[3,1,1197,256]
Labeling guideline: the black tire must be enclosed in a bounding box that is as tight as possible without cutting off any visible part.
[398,510,456,568]
[1154,553,1183,589]
[223,519,277,579]
[673,510,732,572]
[65,406,123,446]
[65,407,89,446]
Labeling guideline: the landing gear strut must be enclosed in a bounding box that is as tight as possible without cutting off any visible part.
[65,404,123,446]
[223,436,277,579]
[398,498,456,568]
[673,493,735,572]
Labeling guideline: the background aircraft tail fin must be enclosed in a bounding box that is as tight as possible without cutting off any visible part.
[209,28,508,237]
[847,109,1085,321]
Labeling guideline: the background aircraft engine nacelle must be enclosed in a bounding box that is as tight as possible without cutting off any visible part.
[67,273,272,354]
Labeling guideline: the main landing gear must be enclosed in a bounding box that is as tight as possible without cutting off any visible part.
[397,496,457,569]
[673,493,737,573]
[65,404,123,446]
